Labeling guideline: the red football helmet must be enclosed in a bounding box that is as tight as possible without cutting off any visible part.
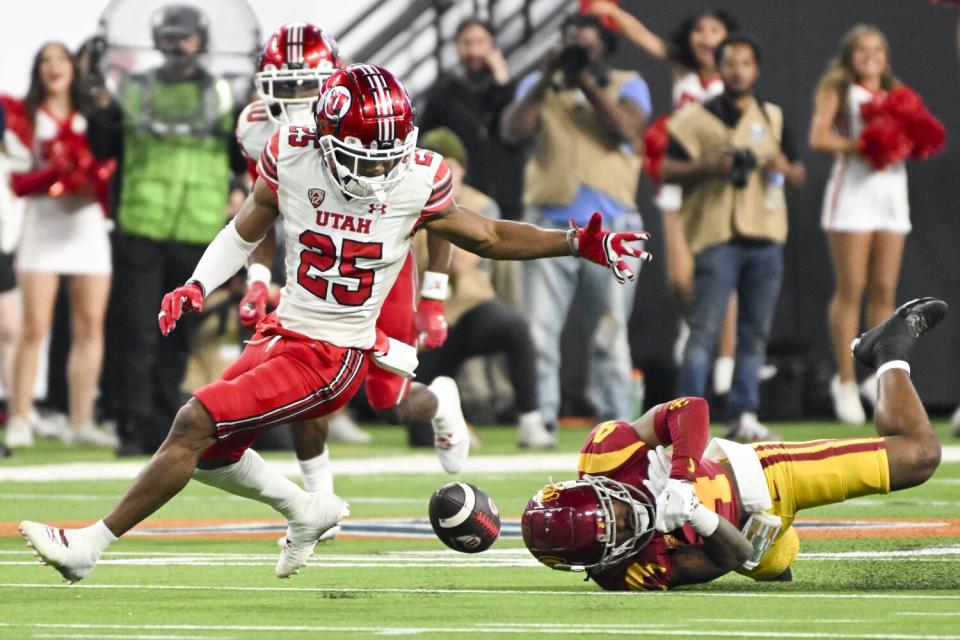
[256,22,341,123]
[314,63,418,201]
[521,476,656,574]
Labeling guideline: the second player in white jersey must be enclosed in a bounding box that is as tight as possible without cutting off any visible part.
[257,126,452,348]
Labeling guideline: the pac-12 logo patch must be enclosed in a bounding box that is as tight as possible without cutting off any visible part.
[323,85,352,120]
[308,188,325,207]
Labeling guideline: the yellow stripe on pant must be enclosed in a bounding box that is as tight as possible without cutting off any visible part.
[736,437,890,581]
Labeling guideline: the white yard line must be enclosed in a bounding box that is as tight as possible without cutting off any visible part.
[2,582,960,601]
[3,622,960,640]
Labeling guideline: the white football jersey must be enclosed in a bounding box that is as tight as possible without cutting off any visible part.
[257,126,453,348]
[236,102,275,170]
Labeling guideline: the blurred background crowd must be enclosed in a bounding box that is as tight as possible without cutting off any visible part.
[1,0,958,457]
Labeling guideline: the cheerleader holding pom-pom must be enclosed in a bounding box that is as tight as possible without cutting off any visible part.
[809,25,944,427]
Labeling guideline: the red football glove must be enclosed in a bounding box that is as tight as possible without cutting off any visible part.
[238,281,269,328]
[569,211,652,283]
[159,282,204,336]
[416,299,448,349]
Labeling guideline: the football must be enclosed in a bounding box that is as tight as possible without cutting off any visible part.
[428,482,501,553]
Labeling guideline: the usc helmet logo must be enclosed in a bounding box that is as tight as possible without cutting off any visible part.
[322,85,352,120]
[539,484,562,502]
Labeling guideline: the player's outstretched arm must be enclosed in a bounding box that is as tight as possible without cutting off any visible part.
[422,204,651,282]
[159,178,280,336]
[669,519,753,587]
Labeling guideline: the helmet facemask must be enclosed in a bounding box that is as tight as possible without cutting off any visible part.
[319,127,418,202]
[581,475,656,573]
[256,65,333,124]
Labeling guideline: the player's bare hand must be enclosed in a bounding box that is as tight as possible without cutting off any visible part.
[159,282,204,336]
[238,281,269,328]
[568,211,652,283]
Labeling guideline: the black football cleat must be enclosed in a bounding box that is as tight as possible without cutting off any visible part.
[851,297,948,370]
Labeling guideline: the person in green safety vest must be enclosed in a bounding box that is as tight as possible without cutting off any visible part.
[87,3,247,456]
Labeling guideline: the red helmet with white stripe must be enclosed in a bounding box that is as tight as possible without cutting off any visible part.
[521,476,656,574]
[256,22,341,123]
[314,63,418,201]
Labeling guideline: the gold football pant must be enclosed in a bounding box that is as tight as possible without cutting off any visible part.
[737,438,890,581]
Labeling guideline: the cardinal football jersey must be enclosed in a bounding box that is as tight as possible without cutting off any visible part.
[257,125,452,348]
[578,420,742,591]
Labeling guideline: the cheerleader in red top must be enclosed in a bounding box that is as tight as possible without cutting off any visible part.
[809,26,909,427]
[4,43,116,448]
[588,2,745,403]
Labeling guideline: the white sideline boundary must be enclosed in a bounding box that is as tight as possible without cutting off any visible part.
[0,453,579,482]
[1,446,958,482]
[6,622,960,640]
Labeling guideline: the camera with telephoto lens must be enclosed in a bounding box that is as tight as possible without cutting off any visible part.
[730,148,757,189]
[556,43,591,78]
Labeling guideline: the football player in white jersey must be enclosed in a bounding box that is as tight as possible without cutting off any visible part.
[20,64,652,583]
[236,25,462,518]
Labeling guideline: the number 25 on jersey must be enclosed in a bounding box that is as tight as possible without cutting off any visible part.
[297,230,383,307]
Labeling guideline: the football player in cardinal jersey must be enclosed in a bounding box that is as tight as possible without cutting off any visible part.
[236,25,462,520]
[522,298,946,590]
[19,63,651,583]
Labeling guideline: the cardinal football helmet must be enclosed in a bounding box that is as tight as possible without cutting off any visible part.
[314,63,417,201]
[521,476,656,574]
[256,22,341,123]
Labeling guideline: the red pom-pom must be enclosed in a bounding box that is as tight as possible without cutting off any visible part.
[858,84,946,167]
[858,115,912,170]
[643,115,670,182]
[906,110,947,160]
[859,93,886,123]
[884,86,925,122]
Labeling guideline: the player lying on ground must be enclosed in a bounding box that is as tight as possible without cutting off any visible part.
[19,63,652,584]
[522,297,946,590]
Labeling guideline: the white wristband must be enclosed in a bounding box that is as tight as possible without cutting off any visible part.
[190,219,260,296]
[246,262,272,287]
[690,503,721,537]
[877,360,910,378]
[420,271,449,301]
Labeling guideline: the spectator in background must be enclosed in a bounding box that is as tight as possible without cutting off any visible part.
[3,43,116,448]
[420,19,524,220]
[501,13,649,430]
[0,99,23,456]
[590,2,741,396]
[415,128,554,449]
[87,5,246,455]
[662,35,805,442]
[808,26,907,426]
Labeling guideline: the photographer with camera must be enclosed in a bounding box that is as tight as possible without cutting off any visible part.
[501,12,650,435]
[661,35,804,442]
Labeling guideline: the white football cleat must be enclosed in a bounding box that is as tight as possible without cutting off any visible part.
[429,376,469,474]
[4,416,34,449]
[276,493,348,578]
[19,521,100,584]
[275,524,340,553]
